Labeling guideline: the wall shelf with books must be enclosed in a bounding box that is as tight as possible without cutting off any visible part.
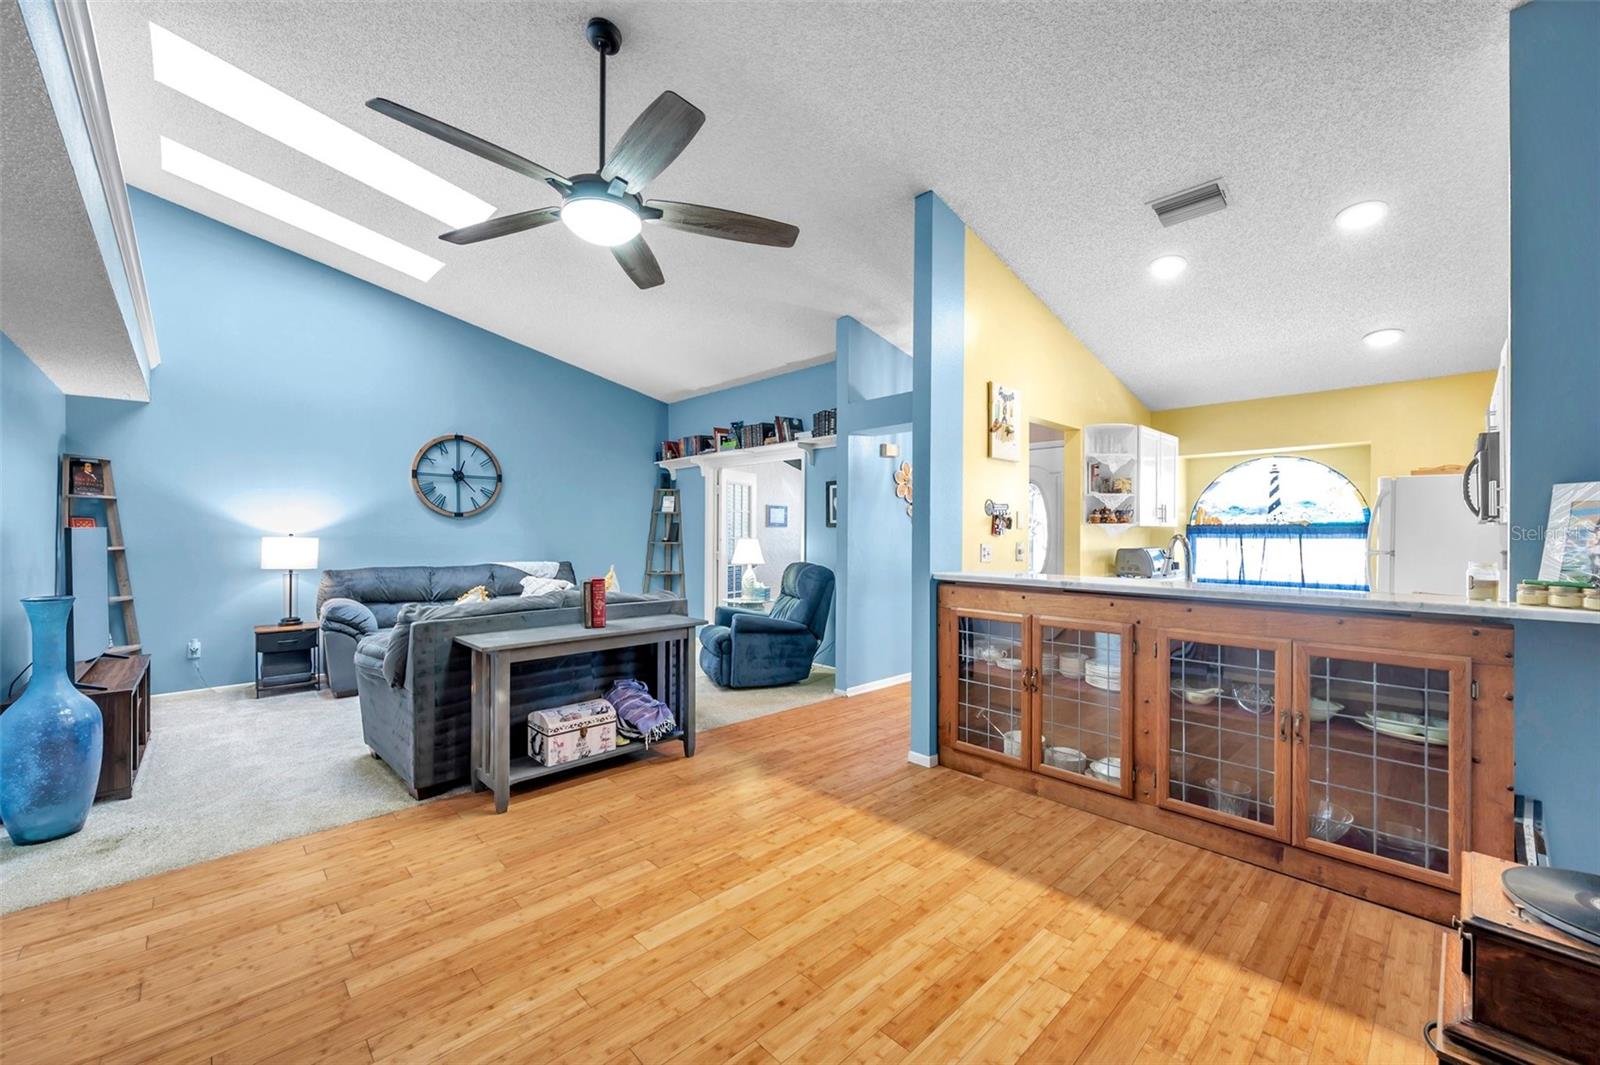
[656,410,837,475]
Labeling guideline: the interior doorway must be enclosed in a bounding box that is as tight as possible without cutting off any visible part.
[1029,423,1076,574]
[713,459,805,611]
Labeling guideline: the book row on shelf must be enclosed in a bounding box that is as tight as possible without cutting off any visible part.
[658,408,836,461]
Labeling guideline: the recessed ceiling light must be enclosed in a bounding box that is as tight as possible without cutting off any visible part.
[1363,328,1405,349]
[149,23,494,229]
[1149,255,1187,280]
[1336,200,1388,232]
[160,138,444,281]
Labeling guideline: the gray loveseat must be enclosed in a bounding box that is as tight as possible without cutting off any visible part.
[316,564,684,796]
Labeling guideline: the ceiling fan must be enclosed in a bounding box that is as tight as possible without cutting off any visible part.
[367,16,798,289]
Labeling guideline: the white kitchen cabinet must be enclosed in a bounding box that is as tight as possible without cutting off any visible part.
[1084,424,1181,528]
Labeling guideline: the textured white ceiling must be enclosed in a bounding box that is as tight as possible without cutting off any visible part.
[87,1,1510,407]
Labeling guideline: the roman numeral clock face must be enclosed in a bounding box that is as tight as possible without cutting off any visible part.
[411,434,502,519]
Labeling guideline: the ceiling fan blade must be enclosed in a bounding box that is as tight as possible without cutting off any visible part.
[367,97,570,189]
[440,206,562,245]
[649,201,799,248]
[600,91,706,194]
[612,236,664,289]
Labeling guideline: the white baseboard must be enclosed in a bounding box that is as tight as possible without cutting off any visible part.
[834,672,912,698]
[906,751,939,768]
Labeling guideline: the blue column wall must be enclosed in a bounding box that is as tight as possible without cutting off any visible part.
[910,193,966,758]
[1508,0,1600,871]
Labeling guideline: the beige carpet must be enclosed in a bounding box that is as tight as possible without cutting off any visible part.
[0,684,415,914]
[694,663,838,732]
[0,664,838,913]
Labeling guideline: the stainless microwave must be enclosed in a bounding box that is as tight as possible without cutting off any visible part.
[1464,429,1502,523]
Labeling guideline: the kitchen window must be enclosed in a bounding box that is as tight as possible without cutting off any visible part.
[1188,456,1371,590]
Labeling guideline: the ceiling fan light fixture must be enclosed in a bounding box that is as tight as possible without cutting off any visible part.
[561,194,641,247]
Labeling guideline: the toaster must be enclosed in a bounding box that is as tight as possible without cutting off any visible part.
[1115,547,1173,579]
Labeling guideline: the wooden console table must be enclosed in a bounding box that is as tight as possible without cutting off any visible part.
[75,654,152,801]
[457,614,703,813]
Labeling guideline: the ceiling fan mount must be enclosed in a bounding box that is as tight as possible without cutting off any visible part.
[583,16,621,56]
[367,13,797,289]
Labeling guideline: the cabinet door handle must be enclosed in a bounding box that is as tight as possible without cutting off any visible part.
[1279,711,1291,743]
[1294,711,1306,744]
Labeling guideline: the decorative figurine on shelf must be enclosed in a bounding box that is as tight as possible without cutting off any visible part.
[0,597,103,844]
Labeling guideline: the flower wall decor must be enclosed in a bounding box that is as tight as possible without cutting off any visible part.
[894,461,913,518]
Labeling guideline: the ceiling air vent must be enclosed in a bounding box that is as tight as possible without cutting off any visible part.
[1149,181,1227,227]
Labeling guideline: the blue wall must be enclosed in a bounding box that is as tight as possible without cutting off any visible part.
[0,335,68,691]
[66,191,666,693]
[1508,1,1600,871]
[910,192,966,759]
[664,362,838,666]
[835,316,914,691]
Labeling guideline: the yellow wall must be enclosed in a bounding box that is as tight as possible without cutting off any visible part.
[1152,372,1495,517]
[963,231,1160,574]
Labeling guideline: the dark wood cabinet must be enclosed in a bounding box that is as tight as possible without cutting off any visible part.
[75,654,151,801]
[937,581,1515,921]
[255,622,321,697]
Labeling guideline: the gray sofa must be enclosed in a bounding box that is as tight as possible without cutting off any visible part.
[316,564,684,796]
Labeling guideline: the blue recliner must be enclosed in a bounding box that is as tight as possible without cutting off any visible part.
[698,562,834,688]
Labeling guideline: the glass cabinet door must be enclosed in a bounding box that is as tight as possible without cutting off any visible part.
[1033,617,1134,795]
[943,609,1029,767]
[1295,646,1468,887]
[1158,629,1293,840]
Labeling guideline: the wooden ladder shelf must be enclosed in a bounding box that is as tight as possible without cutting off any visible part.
[643,486,683,595]
[60,456,140,654]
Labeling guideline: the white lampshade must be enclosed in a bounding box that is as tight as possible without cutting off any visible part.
[730,537,765,567]
[260,535,319,571]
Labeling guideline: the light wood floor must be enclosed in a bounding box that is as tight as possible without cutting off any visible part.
[0,686,1439,1065]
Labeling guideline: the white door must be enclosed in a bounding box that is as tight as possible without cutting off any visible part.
[1028,447,1064,573]
[717,468,757,603]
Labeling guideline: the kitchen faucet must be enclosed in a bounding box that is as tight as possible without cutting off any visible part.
[1167,532,1193,580]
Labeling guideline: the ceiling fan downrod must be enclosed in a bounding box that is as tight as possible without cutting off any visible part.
[585,17,622,172]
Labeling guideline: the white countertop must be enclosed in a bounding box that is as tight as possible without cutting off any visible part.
[934,571,1600,626]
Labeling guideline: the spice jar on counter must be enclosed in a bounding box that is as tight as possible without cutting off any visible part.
[1465,561,1501,602]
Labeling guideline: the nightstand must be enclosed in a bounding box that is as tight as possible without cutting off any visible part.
[254,621,321,697]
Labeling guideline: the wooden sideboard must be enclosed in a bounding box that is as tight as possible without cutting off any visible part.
[937,581,1515,922]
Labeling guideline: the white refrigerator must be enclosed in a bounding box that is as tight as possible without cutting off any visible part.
[1372,475,1506,596]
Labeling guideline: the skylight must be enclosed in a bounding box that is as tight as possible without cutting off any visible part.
[160,138,445,282]
[149,23,494,229]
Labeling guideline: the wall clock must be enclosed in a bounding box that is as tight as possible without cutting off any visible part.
[412,434,502,518]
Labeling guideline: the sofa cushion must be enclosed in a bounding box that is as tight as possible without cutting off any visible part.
[316,562,579,627]
[382,589,572,687]
[353,631,390,679]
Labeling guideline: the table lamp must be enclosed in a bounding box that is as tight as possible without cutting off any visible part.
[730,537,765,599]
[261,534,319,624]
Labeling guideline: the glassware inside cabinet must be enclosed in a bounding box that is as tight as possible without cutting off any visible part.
[1038,623,1123,786]
[1303,655,1454,876]
[954,614,1025,759]
[1166,638,1280,829]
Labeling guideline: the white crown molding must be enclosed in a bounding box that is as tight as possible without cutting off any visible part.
[54,0,161,369]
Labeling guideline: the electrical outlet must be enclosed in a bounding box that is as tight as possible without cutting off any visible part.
[186,638,202,659]
[1014,542,1026,563]
[979,544,992,563]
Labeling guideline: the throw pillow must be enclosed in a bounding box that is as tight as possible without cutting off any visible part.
[456,585,491,604]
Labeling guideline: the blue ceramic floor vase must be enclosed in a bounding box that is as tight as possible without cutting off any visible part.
[0,596,103,844]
